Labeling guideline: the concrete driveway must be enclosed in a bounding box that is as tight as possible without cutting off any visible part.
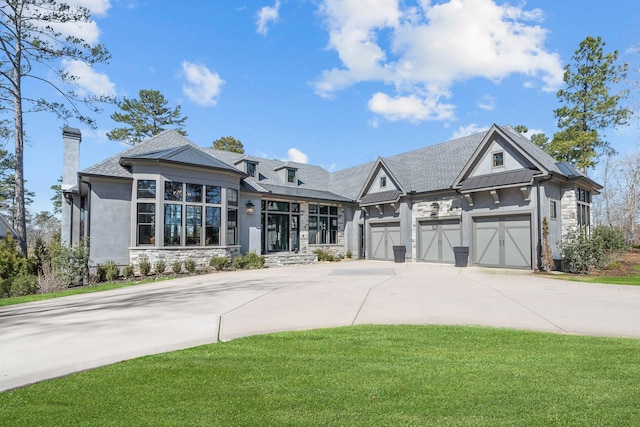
[2,261,640,392]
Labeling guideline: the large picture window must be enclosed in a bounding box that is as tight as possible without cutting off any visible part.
[137,179,234,247]
[309,204,338,244]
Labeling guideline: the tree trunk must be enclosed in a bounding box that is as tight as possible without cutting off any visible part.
[12,11,27,256]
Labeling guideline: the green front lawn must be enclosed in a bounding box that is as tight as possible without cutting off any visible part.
[2,325,639,426]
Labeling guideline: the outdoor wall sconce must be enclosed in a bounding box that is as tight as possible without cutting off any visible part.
[431,202,440,217]
[245,200,255,215]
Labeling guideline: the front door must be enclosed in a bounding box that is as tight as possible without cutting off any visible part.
[267,214,290,252]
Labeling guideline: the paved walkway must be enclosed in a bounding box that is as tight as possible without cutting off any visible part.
[2,261,640,391]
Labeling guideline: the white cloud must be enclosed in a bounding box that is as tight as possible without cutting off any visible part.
[76,0,111,17]
[452,123,490,139]
[62,59,116,97]
[368,92,455,122]
[314,0,564,123]
[287,148,308,163]
[477,94,496,111]
[522,127,545,139]
[256,0,280,36]
[181,61,225,106]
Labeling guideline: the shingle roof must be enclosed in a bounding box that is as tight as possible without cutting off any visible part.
[79,125,599,202]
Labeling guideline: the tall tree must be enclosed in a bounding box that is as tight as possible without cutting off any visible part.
[0,0,112,255]
[550,36,632,172]
[107,89,188,145]
[212,136,245,153]
[50,176,62,215]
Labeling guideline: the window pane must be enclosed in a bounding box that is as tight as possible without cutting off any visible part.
[247,162,256,177]
[186,183,203,203]
[330,206,338,216]
[319,205,328,215]
[137,180,156,199]
[186,205,202,245]
[292,203,300,212]
[493,152,504,167]
[267,201,289,212]
[309,204,318,215]
[287,169,296,183]
[206,186,221,204]
[308,216,317,231]
[227,188,238,206]
[205,206,221,246]
[319,217,329,244]
[227,208,238,245]
[164,181,183,201]
[164,204,182,246]
[137,203,155,245]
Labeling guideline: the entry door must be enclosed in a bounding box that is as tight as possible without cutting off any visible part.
[473,215,532,268]
[418,219,461,263]
[267,214,290,252]
[369,222,401,260]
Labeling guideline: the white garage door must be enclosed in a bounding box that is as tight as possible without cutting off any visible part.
[369,222,401,261]
[418,219,461,264]
[473,215,532,269]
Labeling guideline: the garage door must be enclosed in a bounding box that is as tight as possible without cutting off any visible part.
[473,215,532,269]
[418,219,461,263]
[369,222,401,261]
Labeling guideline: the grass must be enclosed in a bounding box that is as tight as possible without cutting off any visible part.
[1,325,639,426]
[555,265,640,286]
[0,276,172,307]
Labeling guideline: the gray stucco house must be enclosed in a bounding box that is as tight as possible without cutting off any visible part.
[61,124,601,270]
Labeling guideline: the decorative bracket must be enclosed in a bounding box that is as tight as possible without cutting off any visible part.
[390,202,399,213]
[464,193,474,207]
[520,186,531,201]
[490,190,500,204]
[374,204,383,215]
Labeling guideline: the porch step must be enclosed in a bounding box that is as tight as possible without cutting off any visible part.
[264,252,318,267]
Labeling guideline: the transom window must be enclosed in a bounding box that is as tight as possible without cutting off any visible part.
[492,151,504,167]
[309,204,339,245]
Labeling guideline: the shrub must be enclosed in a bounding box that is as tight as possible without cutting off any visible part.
[209,256,230,271]
[122,264,135,279]
[314,249,339,262]
[0,279,11,298]
[560,228,595,274]
[138,257,151,276]
[232,253,265,270]
[10,273,38,297]
[27,237,49,275]
[104,261,120,281]
[346,250,352,259]
[172,261,182,274]
[560,226,628,274]
[95,264,107,283]
[37,261,64,294]
[154,260,166,275]
[185,258,196,274]
[0,234,27,280]
[49,237,90,287]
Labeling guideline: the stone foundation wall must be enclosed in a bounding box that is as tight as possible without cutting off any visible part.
[129,246,242,271]
[264,253,318,267]
[309,244,346,258]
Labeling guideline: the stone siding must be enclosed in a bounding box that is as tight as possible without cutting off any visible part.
[129,246,241,271]
[561,187,578,237]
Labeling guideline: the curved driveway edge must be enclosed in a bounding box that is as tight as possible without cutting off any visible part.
[1,261,640,391]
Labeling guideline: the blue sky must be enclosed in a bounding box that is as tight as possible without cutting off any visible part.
[17,0,640,213]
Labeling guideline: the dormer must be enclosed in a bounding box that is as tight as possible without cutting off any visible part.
[275,164,298,185]
[233,158,259,178]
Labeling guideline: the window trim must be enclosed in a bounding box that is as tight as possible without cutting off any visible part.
[492,151,504,168]
[550,199,558,220]
[380,176,387,188]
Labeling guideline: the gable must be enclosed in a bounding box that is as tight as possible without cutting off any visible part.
[357,158,404,202]
[467,135,538,178]
[453,125,550,190]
